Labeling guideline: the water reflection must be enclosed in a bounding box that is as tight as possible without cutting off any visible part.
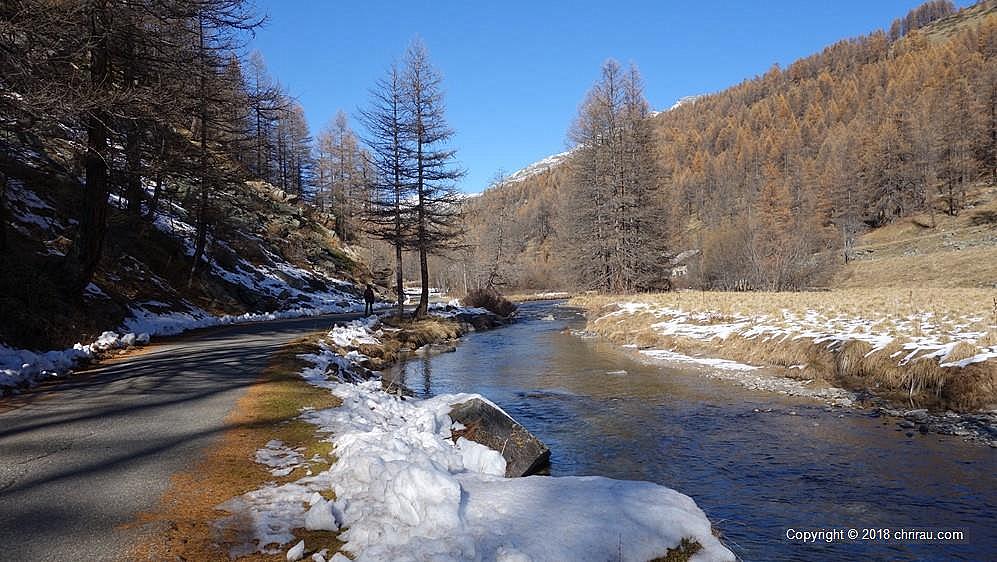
[382,302,996,561]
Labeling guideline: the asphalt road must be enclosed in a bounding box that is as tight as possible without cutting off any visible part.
[0,312,362,561]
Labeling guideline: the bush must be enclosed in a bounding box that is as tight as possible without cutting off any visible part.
[463,288,518,317]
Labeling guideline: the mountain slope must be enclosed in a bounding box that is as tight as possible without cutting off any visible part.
[462,0,996,291]
[1,126,366,354]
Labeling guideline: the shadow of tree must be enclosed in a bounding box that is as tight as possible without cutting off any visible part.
[970,210,997,226]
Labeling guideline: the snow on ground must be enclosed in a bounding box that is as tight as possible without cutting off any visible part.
[149,210,361,313]
[1,291,365,396]
[7,179,69,237]
[638,349,856,405]
[0,331,150,393]
[2,180,371,394]
[641,349,758,371]
[222,320,734,562]
[426,301,491,319]
[598,302,997,370]
[256,440,307,478]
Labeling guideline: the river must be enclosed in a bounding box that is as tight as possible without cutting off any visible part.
[383,302,996,561]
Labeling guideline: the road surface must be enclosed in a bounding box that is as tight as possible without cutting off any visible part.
[0,312,361,561]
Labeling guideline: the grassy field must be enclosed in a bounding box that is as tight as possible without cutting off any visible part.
[833,184,997,289]
[572,289,997,412]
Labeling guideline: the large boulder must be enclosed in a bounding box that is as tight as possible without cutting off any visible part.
[449,398,550,477]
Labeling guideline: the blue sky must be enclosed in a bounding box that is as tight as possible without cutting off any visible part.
[249,0,966,193]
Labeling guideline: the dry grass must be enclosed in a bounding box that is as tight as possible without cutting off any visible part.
[649,538,702,562]
[130,335,345,561]
[573,288,995,334]
[834,246,997,289]
[833,184,997,289]
[572,289,997,411]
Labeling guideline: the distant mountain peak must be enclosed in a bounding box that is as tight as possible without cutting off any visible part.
[667,95,703,111]
[502,149,576,185]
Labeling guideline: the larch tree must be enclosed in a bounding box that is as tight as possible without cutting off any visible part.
[401,40,465,319]
[561,59,665,292]
[181,0,264,284]
[317,111,367,241]
[359,64,414,319]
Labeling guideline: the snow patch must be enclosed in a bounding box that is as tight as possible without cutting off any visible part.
[222,322,734,562]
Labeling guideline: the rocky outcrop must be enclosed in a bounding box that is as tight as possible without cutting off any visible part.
[449,398,550,477]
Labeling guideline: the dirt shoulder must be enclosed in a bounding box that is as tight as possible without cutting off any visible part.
[128,314,488,560]
[128,334,345,561]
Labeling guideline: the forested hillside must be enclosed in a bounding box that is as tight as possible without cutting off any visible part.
[462,0,996,292]
[0,1,367,351]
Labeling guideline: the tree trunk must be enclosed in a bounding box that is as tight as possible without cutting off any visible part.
[68,111,110,292]
[413,129,429,319]
[189,13,209,286]
[395,242,404,320]
[125,123,143,216]
[66,4,111,293]
[146,175,162,221]
[416,246,429,319]
[0,170,8,253]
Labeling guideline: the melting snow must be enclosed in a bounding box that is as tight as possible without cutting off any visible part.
[599,302,997,371]
[641,349,758,371]
[222,321,734,562]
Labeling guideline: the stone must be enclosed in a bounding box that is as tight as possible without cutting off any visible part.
[449,398,550,477]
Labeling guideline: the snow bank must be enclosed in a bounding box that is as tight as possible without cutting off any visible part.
[641,349,759,371]
[0,331,149,393]
[427,301,491,318]
[1,298,365,395]
[225,321,733,562]
[314,379,732,562]
[122,300,364,338]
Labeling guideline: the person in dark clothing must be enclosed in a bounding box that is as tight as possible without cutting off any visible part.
[363,284,375,317]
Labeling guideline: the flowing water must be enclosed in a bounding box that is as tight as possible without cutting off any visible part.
[384,302,996,561]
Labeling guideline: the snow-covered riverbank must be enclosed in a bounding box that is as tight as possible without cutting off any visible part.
[571,295,997,445]
[573,294,997,413]
[223,315,734,561]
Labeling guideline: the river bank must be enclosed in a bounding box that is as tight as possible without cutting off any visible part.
[380,301,996,560]
[138,305,733,561]
[571,291,997,446]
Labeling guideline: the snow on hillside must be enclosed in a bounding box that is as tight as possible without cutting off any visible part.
[667,94,704,111]
[1,179,367,395]
[502,149,576,185]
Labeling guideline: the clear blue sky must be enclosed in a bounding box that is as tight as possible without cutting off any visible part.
[249,0,967,193]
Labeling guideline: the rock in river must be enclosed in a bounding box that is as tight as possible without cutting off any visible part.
[449,398,550,477]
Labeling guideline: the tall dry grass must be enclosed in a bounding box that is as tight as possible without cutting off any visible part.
[571,289,997,411]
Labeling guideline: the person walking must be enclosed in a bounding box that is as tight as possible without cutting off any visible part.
[363,283,375,317]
